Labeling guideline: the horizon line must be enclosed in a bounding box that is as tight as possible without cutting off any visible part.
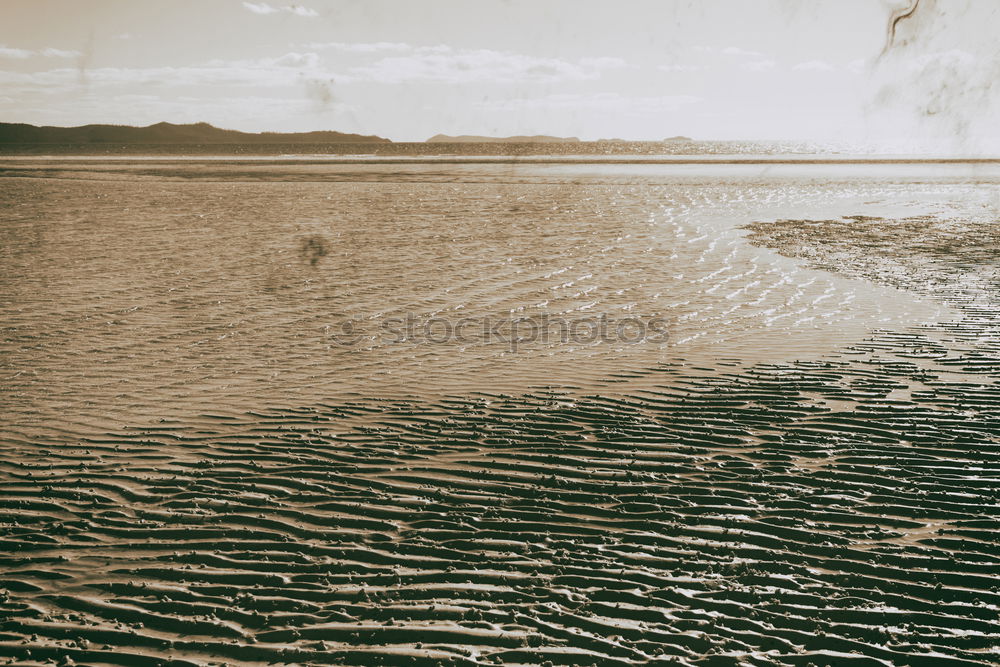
[0,119,706,144]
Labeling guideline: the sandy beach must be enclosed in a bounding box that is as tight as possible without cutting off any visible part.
[1,160,998,666]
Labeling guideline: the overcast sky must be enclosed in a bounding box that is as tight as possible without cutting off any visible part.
[0,0,997,148]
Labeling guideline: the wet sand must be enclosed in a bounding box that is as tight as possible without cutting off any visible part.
[2,175,999,665]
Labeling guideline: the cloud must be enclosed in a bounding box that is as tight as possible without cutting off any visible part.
[0,47,625,94]
[793,60,836,72]
[0,50,325,94]
[0,59,318,91]
[0,46,626,102]
[242,2,318,17]
[269,52,320,68]
[0,46,32,59]
[345,47,627,84]
[0,45,81,59]
[721,47,775,72]
[42,48,82,58]
[195,52,322,75]
[284,5,318,17]
[242,2,279,14]
[722,47,765,58]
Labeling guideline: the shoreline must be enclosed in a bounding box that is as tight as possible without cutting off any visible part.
[4,153,1000,164]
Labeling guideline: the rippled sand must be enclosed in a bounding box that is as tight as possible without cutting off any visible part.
[1,160,998,666]
[1,160,950,425]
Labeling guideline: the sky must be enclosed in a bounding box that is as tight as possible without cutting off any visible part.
[0,0,997,148]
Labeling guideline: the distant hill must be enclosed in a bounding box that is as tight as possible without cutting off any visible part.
[663,135,692,141]
[426,134,581,143]
[0,121,390,144]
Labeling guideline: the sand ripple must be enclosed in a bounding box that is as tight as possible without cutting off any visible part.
[1,164,998,665]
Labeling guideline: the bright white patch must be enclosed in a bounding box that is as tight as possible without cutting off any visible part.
[42,48,82,59]
[722,46,765,58]
[242,1,279,15]
[243,2,318,17]
[270,52,320,68]
[284,5,318,17]
[0,45,32,59]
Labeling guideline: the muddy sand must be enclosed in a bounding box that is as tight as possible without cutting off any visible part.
[2,214,999,666]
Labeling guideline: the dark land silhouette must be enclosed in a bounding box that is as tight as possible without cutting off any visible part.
[426,133,582,143]
[0,121,390,144]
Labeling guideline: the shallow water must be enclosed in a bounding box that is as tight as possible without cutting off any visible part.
[5,160,994,429]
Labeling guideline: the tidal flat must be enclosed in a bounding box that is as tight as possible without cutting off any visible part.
[1,159,998,666]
